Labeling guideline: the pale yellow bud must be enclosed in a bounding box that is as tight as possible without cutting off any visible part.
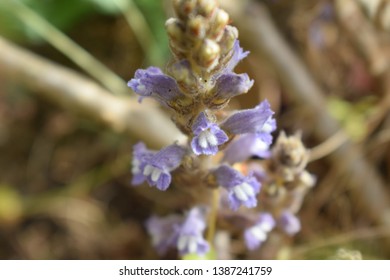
[195,39,220,69]
[187,15,207,39]
[219,25,238,55]
[165,18,185,42]
[209,8,229,40]
[197,0,217,17]
[173,0,197,20]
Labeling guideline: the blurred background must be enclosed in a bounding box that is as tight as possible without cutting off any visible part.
[0,0,390,259]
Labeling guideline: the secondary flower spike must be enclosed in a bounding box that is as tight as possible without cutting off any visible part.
[191,112,228,155]
[213,164,261,211]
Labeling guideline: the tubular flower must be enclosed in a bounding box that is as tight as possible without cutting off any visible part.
[279,211,301,236]
[191,112,228,155]
[145,207,209,257]
[145,214,182,255]
[213,164,261,211]
[223,113,277,164]
[175,207,210,256]
[221,100,274,135]
[131,142,156,185]
[134,143,187,191]
[128,67,185,107]
[244,213,275,250]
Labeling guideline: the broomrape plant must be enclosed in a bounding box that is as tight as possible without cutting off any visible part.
[128,0,315,258]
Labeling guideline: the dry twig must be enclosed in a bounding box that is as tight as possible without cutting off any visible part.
[0,36,185,149]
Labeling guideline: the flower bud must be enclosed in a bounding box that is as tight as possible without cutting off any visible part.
[173,0,197,20]
[272,132,308,170]
[187,15,207,39]
[197,0,217,18]
[167,60,198,94]
[166,18,188,59]
[209,8,229,40]
[219,26,238,56]
[165,18,185,43]
[194,39,220,69]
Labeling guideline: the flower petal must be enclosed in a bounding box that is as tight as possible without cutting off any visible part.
[213,164,261,211]
[211,72,254,100]
[128,67,185,106]
[279,211,301,236]
[244,213,275,250]
[191,112,228,155]
[221,100,274,135]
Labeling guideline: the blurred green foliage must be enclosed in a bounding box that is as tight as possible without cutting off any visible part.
[327,96,376,141]
[0,0,169,64]
[0,0,93,42]
[134,0,170,64]
[0,185,23,226]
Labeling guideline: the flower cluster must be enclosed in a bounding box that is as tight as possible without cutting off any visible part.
[128,0,315,258]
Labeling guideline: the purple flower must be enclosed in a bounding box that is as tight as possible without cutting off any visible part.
[309,21,325,49]
[128,67,184,106]
[191,112,228,155]
[259,115,277,139]
[224,40,250,74]
[244,213,275,250]
[131,142,155,185]
[221,100,274,135]
[141,143,187,191]
[210,73,254,101]
[175,207,209,256]
[145,207,209,257]
[145,214,182,255]
[223,114,277,164]
[223,134,271,164]
[213,164,261,211]
[318,2,334,21]
[247,162,267,184]
[279,211,301,236]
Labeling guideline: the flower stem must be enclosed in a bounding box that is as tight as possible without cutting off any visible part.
[206,188,220,245]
